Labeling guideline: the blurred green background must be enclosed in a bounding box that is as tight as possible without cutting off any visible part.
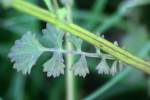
[0,0,150,100]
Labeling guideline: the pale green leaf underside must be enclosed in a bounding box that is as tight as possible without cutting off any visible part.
[43,52,65,78]
[96,58,110,74]
[110,60,118,75]
[8,32,46,74]
[68,35,83,50]
[42,23,64,48]
[72,55,89,77]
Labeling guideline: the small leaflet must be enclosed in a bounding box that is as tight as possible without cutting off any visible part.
[42,23,64,48]
[68,35,83,51]
[96,58,110,75]
[8,32,46,74]
[110,60,118,75]
[72,55,89,77]
[43,53,65,78]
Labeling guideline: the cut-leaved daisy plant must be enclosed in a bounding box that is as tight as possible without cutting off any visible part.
[6,0,150,80]
[8,0,125,77]
[2,0,150,100]
[8,32,47,74]
[8,23,124,77]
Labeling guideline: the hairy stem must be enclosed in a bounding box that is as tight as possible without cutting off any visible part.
[10,0,150,74]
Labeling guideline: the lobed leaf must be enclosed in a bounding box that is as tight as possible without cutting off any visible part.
[43,52,65,78]
[72,55,89,77]
[8,32,46,74]
[96,58,110,75]
[42,23,64,48]
[110,60,118,75]
[68,35,83,51]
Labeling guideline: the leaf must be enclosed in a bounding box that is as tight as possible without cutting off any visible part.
[96,47,113,60]
[72,55,89,77]
[110,60,118,75]
[57,7,67,20]
[96,47,101,55]
[8,32,46,74]
[2,14,39,34]
[118,60,124,71]
[96,58,110,75]
[43,52,65,78]
[44,0,53,11]
[68,35,83,51]
[42,23,64,48]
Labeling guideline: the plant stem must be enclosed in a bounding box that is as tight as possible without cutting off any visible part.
[44,48,114,59]
[43,0,75,99]
[64,0,75,100]
[66,40,74,100]
[10,0,150,74]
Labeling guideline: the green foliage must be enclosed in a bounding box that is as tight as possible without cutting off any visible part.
[42,23,66,77]
[1,0,150,100]
[72,55,89,77]
[43,52,65,78]
[68,35,83,51]
[8,23,66,77]
[110,61,118,75]
[8,20,123,77]
[96,57,109,75]
[11,0,150,75]
[42,23,64,48]
[44,0,53,10]
[8,32,46,74]
[1,14,39,34]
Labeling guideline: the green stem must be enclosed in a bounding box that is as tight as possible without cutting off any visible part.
[43,0,75,99]
[66,41,74,100]
[65,0,75,100]
[10,0,150,74]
